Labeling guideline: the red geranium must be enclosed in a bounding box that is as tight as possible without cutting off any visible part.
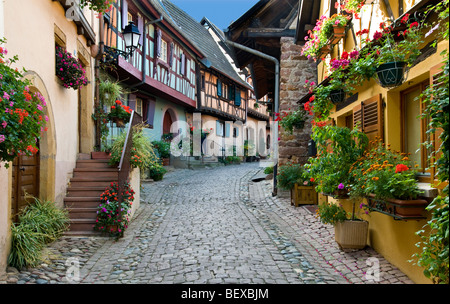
[395,164,409,173]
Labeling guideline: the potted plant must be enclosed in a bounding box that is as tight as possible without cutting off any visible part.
[317,201,369,249]
[152,140,171,166]
[1,38,48,166]
[149,164,167,181]
[55,46,88,90]
[277,162,318,206]
[99,79,124,107]
[79,0,114,13]
[373,16,422,88]
[301,14,351,61]
[276,108,307,134]
[109,123,160,172]
[107,100,132,127]
[349,139,428,218]
[94,181,135,238]
[305,125,368,198]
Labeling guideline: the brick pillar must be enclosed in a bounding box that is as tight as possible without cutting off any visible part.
[278,37,317,166]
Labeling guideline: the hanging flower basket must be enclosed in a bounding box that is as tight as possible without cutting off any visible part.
[330,89,346,104]
[376,61,407,88]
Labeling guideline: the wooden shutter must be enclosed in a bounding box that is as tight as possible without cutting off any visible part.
[353,94,383,147]
[121,0,128,30]
[169,42,174,68]
[225,122,231,138]
[235,87,241,106]
[180,53,186,75]
[128,94,136,111]
[138,15,144,45]
[217,79,222,97]
[156,29,162,58]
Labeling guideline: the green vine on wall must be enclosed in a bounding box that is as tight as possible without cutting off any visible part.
[412,0,449,284]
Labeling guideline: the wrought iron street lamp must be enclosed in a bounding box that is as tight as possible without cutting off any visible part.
[103,21,141,64]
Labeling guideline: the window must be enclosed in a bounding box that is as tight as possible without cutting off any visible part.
[222,83,229,99]
[127,12,133,23]
[160,39,168,63]
[401,80,431,178]
[136,98,143,116]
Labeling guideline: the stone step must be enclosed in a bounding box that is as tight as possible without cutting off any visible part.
[67,207,98,220]
[66,186,107,197]
[68,219,96,232]
[76,159,115,169]
[64,197,101,209]
[73,168,118,178]
[69,177,117,188]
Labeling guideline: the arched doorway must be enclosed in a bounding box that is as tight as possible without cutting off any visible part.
[23,71,57,205]
[163,110,173,136]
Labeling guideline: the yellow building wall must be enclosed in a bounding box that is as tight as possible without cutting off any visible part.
[1,0,98,276]
[312,0,448,284]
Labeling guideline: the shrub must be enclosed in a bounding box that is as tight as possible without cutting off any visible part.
[8,197,69,269]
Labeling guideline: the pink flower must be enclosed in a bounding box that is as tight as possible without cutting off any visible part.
[1,121,7,128]
[373,31,383,40]
[0,135,5,143]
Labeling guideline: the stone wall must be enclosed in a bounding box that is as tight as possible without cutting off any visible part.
[278,37,317,166]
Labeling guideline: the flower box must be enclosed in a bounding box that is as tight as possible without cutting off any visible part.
[366,194,428,220]
[291,184,318,207]
[323,189,350,199]
[329,25,346,44]
[334,220,368,249]
[319,45,332,59]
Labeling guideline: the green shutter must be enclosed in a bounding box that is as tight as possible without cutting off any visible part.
[234,87,241,106]
[217,79,222,97]
[225,122,230,137]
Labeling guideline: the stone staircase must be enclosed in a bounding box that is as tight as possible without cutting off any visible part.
[64,154,118,235]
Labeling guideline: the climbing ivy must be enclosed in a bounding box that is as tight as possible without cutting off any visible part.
[412,0,449,284]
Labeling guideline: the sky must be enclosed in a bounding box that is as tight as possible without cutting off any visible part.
[169,0,260,31]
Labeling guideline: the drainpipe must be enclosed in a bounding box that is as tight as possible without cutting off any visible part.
[224,40,280,196]
[129,16,163,89]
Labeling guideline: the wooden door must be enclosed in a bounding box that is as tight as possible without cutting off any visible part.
[163,110,173,135]
[11,151,40,222]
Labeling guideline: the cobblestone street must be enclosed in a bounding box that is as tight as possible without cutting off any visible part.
[1,163,415,285]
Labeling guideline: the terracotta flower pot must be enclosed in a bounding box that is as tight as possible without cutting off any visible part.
[334,220,368,249]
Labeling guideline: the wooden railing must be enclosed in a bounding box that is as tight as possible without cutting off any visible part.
[117,111,142,217]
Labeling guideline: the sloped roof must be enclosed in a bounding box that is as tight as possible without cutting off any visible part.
[150,0,250,89]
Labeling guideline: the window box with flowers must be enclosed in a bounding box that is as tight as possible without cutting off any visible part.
[79,0,114,14]
[1,38,48,166]
[55,46,88,90]
[301,14,352,61]
[94,181,135,238]
[349,140,428,220]
[107,100,132,127]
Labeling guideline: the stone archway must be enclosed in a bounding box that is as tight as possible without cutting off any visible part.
[23,71,57,204]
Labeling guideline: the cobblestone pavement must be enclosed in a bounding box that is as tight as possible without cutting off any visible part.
[1,163,415,285]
